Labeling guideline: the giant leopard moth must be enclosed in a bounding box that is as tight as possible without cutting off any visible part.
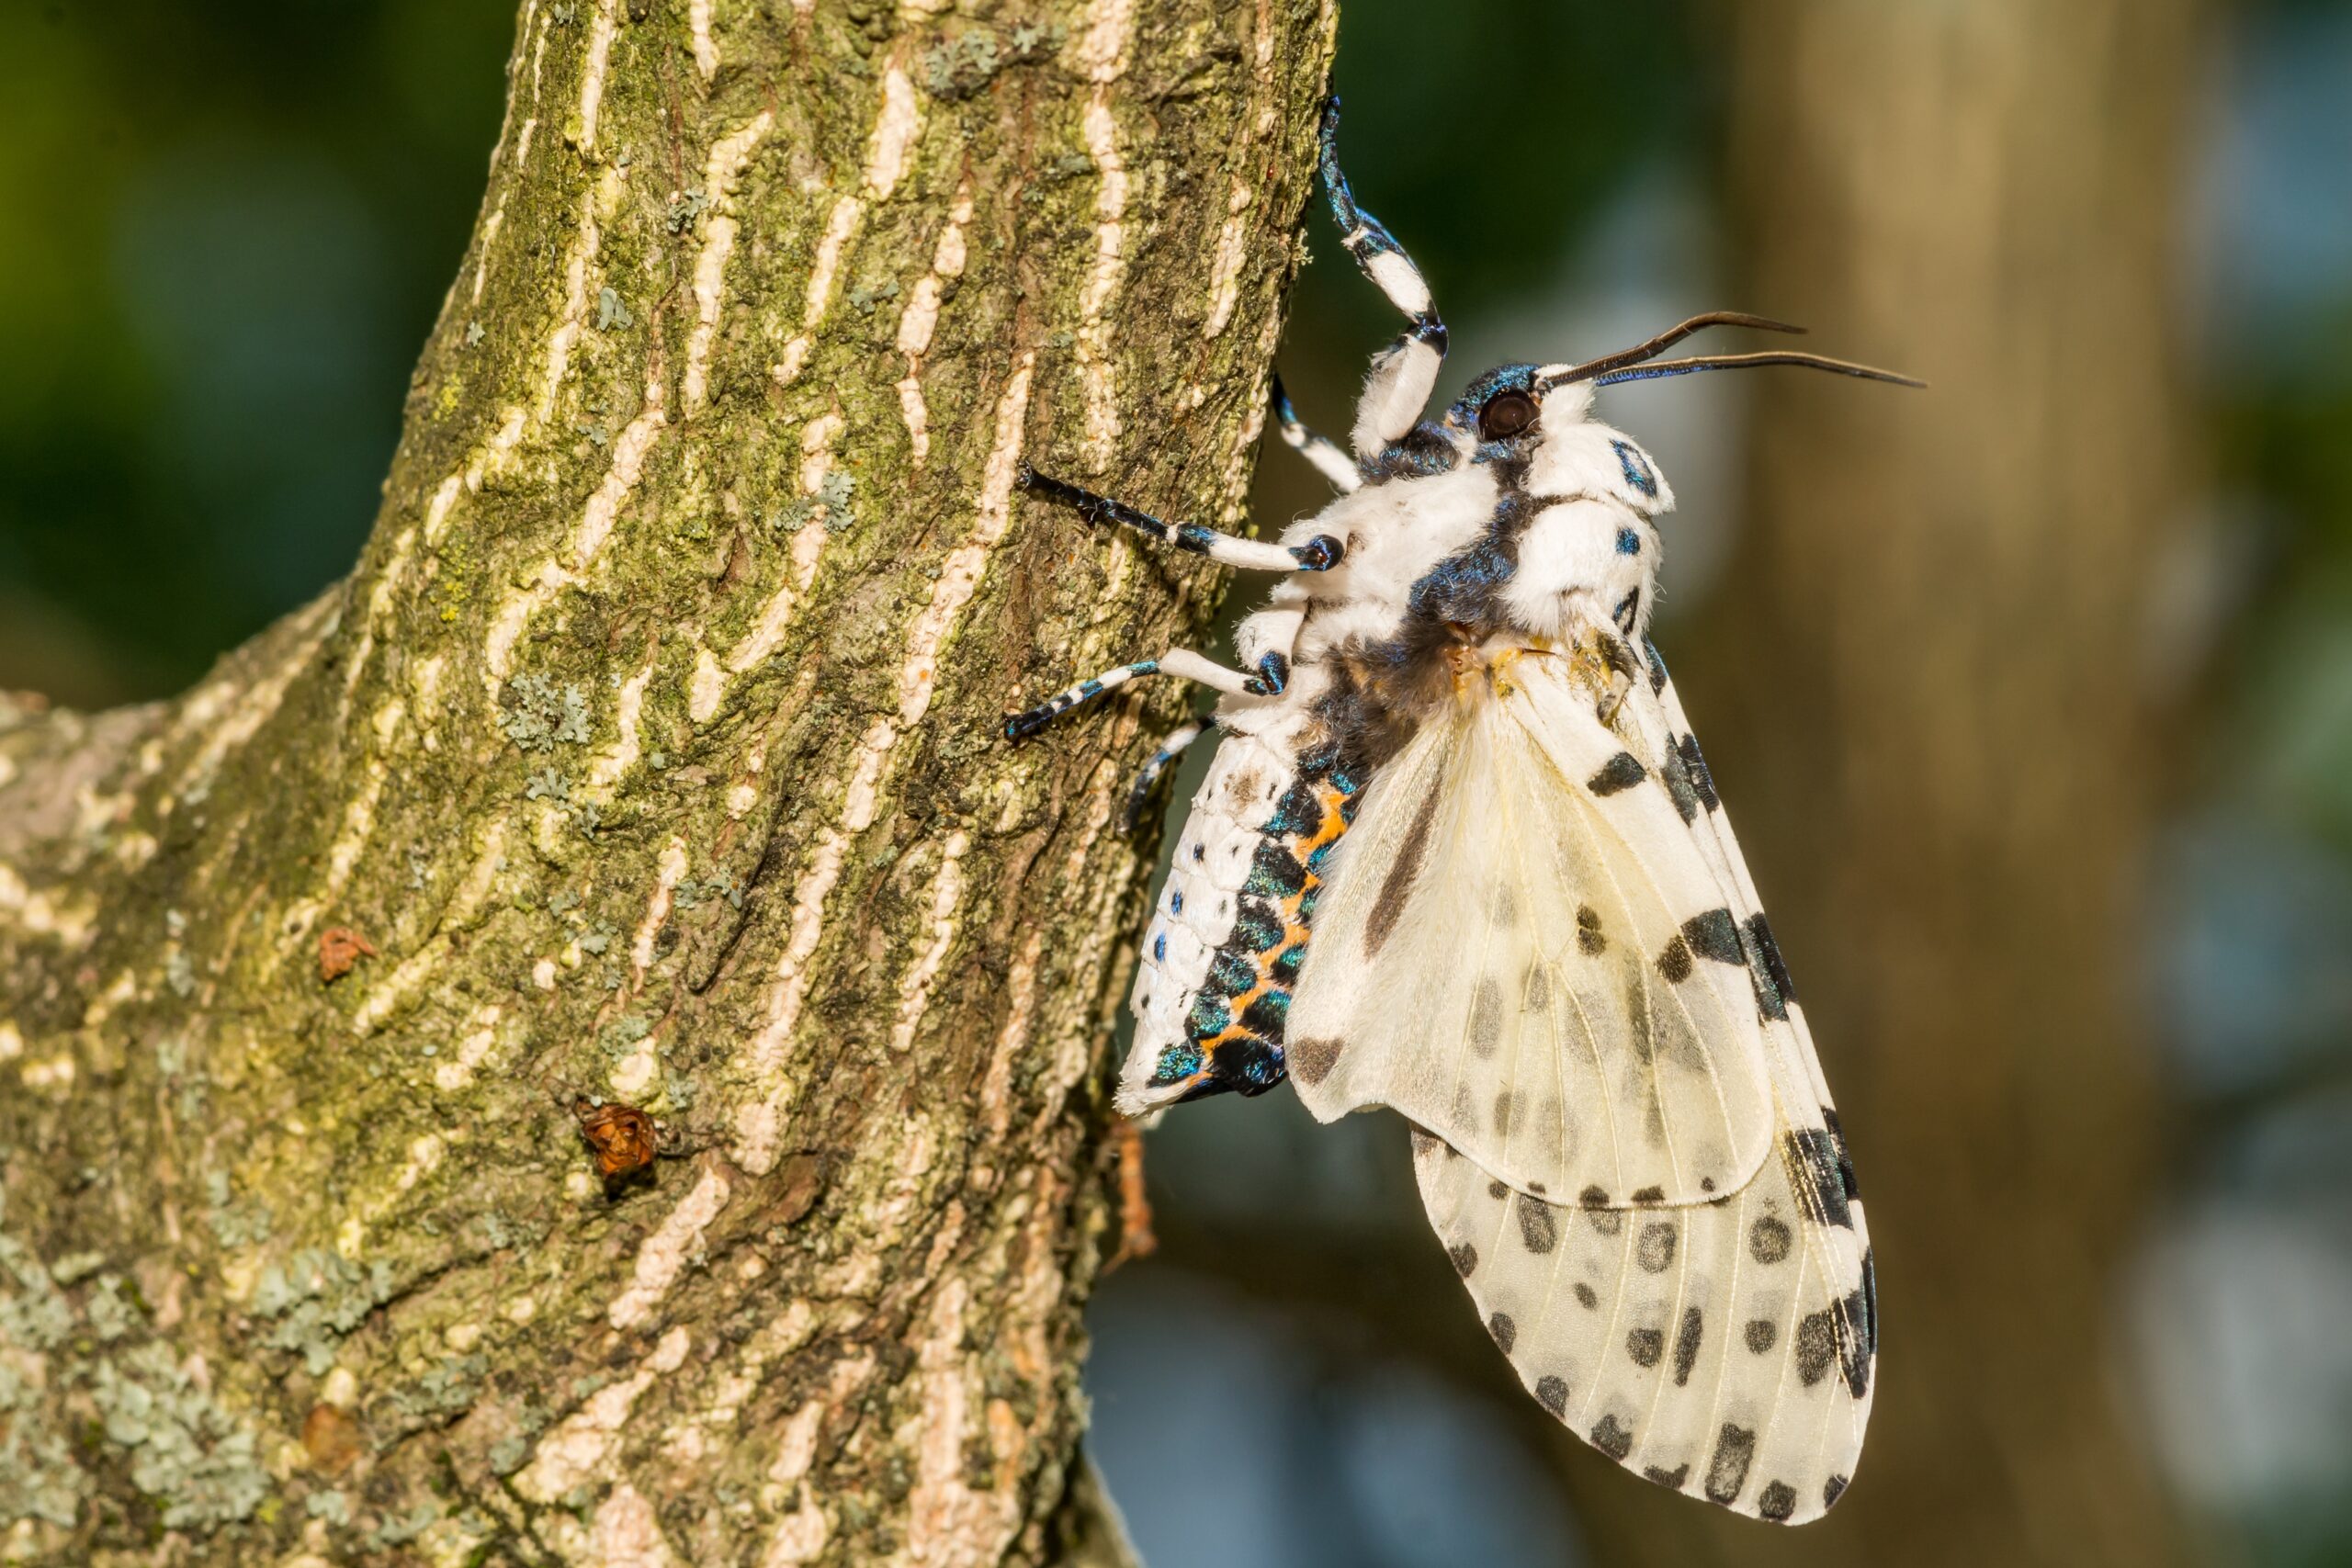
[1006,100,1910,1523]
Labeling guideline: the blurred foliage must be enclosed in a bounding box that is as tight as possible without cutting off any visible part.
[0,0,510,701]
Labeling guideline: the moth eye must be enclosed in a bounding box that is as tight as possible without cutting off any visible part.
[1478,389,1537,442]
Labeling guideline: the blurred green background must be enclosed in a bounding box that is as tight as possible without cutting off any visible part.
[6,2,2352,1565]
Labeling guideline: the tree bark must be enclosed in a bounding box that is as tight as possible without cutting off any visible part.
[0,1,1333,1562]
[1555,1,2209,1563]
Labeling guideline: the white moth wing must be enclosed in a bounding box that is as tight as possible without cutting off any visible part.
[1411,1120,1870,1523]
[1408,642,1875,1520]
[1289,651,1773,1206]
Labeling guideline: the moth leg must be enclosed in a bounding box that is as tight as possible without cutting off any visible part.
[1589,619,1645,728]
[1234,591,1308,705]
[1018,466,1344,573]
[1004,649,1257,741]
[1123,716,1215,832]
[1319,97,1448,454]
[1271,374,1361,494]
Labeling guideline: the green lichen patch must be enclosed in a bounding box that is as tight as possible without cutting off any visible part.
[0,1358,85,1529]
[499,675,593,753]
[204,1169,275,1247]
[0,1235,72,1353]
[89,1341,271,1531]
[252,1248,396,1376]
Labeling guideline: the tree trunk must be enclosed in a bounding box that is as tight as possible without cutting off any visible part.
[1555,1,2208,1562]
[0,1,1333,1562]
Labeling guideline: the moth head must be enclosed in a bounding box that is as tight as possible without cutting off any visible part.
[1443,362,1598,451]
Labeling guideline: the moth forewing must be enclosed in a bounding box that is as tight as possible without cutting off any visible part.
[1290,652,1776,1207]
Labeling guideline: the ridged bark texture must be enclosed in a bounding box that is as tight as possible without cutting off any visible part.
[0,1,1335,1562]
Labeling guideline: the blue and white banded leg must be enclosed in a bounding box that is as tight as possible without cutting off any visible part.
[1016,467,1343,573]
[1123,716,1215,831]
[1271,375,1360,495]
[1319,97,1448,453]
[1004,649,1263,741]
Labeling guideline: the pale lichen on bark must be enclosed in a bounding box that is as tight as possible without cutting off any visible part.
[0,0,1335,1561]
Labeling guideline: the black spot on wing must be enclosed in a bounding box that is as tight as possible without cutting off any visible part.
[1289,1036,1342,1087]
[1823,1474,1849,1510]
[1591,1415,1634,1461]
[1635,1222,1678,1274]
[1657,934,1693,984]
[1757,1481,1797,1523]
[1365,786,1442,957]
[1643,638,1669,694]
[1626,1327,1663,1369]
[1588,751,1646,795]
[1449,1243,1478,1278]
[1749,1215,1793,1264]
[1785,1127,1856,1229]
[1837,1280,1874,1397]
[1704,1424,1756,1505]
[1673,1306,1703,1386]
[1658,742,1702,823]
[1644,1463,1690,1490]
[1574,1282,1599,1310]
[1469,977,1503,1057]
[1742,914,1791,1021]
[1794,1308,1838,1388]
[1746,913,1796,1008]
[1674,734,1720,811]
[1487,1313,1517,1355]
[1577,1184,1611,1208]
[1745,1318,1777,1354]
[1860,1244,1879,1358]
[1576,905,1606,955]
[1823,1107,1860,1199]
[1535,1376,1569,1417]
[1630,1185,1664,1205]
[1682,908,1745,966]
[1517,1194,1558,1254]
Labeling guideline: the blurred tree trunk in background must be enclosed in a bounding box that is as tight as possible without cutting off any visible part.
[0,1,1332,1562]
[1557,1,2211,1562]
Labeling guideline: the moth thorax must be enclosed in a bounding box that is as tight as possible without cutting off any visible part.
[1446,637,1561,702]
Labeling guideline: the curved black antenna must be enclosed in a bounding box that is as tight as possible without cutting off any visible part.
[1550,310,1807,386]
[1579,350,1923,389]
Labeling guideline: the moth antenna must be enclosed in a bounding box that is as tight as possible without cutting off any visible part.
[1583,350,1924,389]
[1550,310,1806,385]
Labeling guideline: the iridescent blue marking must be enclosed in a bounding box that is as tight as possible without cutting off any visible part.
[1408,535,1517,623]
[1617,526,1641,556]
[1149,1040,1204,1085]
[1153,931,1167,962]
[1612,438,1658,497]
[1170,889,1183,915]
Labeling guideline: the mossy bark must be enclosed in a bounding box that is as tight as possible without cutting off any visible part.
[0,1,1334,1562]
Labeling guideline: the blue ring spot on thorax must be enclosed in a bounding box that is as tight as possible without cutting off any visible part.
[1611,438,1659,498]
